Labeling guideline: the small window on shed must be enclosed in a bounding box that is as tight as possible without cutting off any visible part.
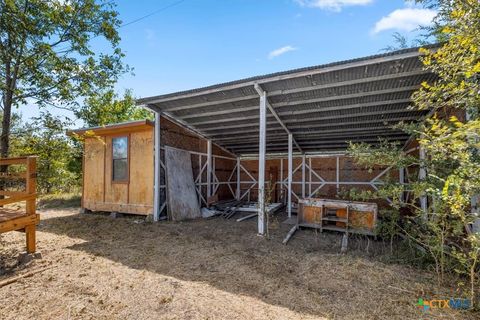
[112,136,128,182]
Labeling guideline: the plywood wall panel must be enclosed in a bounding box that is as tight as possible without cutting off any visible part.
[83,138,105,205]
[129,130,154,209]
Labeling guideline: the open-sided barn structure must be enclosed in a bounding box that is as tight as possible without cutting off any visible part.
[74,46,442,235]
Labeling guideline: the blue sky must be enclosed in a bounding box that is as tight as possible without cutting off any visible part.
[20,0,437,122]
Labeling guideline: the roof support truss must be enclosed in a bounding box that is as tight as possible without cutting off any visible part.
[254,83,302,152]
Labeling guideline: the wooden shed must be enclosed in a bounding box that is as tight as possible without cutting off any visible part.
[70,118,236,216]
[70,120,155,215]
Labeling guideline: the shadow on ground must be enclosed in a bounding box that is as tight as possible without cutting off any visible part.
[33,210,464,319]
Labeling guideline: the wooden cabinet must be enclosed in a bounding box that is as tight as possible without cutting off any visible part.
[297,198,377,236]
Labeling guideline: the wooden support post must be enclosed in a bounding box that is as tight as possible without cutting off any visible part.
[236,157,241,201]
[153,112,162,222]
[288,134,293,218]
[207,139,212,200]
[26,157,36,216]
[26,156,37,253]
[258,90,267,235]
[25,225,36,253]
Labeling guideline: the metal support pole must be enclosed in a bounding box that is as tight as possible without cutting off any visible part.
[301,154,306,199]
[419,144,427,215]
[236,157,241,201]
[198,156,202,206]
[399,167,405,204]
[207,139,212,200]
[308,157,312,198]
[213,156,216,194]
[280,158,284,204]
[153,112,162,222]
[336,156,340,193]
[258,90,267,235]
[288,134,293,218]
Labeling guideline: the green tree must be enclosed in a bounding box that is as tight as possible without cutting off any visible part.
[11,112,80,193]
[0,0,128,157]
[76,89,152,127]
[348,0,480,304]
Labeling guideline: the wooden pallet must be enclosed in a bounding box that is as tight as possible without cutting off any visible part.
[0,156,38,253]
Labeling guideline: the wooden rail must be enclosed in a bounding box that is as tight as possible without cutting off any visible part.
[0,156,39,253]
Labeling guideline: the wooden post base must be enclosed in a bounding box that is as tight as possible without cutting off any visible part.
[25,225,36,253]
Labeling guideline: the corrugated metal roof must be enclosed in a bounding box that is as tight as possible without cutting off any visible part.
[138,45,438,155]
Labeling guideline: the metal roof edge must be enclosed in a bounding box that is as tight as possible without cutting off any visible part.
[67,119,153,136]
[136,43,440,105]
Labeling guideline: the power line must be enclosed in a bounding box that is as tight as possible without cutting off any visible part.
[50,1,188,53]
[121,0,188,28]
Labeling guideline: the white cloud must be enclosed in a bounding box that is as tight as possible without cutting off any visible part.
[373,8,436,34]
[145,28,157,47]
[145,28,155,41]
[268,46,298,59]
[294,0,373,12]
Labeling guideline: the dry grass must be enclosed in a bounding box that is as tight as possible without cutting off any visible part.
[0,208,477,319]
[37,193,81,209]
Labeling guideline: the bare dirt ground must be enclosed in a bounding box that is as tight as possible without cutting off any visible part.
[0,207,477,320]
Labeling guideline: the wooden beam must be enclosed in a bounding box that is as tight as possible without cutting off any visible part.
[0,214,39,233]
[25,225,36,253]
[0,194,36,206]
[0,157,28,165]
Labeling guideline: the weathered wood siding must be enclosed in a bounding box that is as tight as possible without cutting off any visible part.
[83,137,105,209]
[83,129,154,215]
[81,117,236,215]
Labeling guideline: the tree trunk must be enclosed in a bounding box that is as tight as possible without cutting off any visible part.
[0,62,13,204]
[1,96,12,158]
[1,60,13,158]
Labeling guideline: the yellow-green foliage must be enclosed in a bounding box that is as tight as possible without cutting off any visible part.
[349,0,480,305]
